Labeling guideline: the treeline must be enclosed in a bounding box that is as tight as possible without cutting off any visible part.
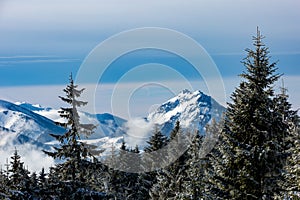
[0,30,300,199]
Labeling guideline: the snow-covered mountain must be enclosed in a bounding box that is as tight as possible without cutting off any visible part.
[0,89,225,153]
[16,102,126,139]
[0,100,65,149]
[147,89,225,135]
[0,101,126,149]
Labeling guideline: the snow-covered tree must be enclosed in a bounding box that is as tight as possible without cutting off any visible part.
[205,28,293,199]
[150,121,190,199]
[8,149,28,189]
[106,141,145,199]
[6,149,32,199]
[143,126,169,171]
[44,73,107,198]
[182,132,207,199]
[0,163,9,198]
[140,127,169,199]
[273,84,300,198]
[44,74,96,172]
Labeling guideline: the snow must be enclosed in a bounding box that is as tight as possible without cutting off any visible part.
[0,100,65,143]
[147,89,225,134]
[0,89,225,161]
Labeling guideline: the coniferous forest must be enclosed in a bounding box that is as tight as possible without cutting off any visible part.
[0,30,299,199]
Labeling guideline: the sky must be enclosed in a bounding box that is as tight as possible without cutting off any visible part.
[0,0,299,119]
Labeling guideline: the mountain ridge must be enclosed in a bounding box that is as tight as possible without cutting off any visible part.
[0,89,225,151]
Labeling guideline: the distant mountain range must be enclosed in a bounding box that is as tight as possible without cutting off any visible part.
[0,90,225,153]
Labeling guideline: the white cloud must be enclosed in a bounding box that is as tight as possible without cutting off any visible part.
[0,57,80,65]
[123,118,154,148]
[0,132,55,173]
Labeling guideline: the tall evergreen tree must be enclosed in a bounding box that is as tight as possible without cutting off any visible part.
[205,29,292,199]
[44,73,105,198]
[143,126,169,171]
[107,141,129,199]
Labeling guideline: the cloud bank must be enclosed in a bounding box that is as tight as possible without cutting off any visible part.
[0,132,55,173]
[123,118,154,148]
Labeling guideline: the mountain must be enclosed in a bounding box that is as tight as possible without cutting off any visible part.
[17,103,127,139]
[147,89,225,135]
[79,112,126,139]
[0,100,65,149]
[0,89,225,153]
[0,100,127,151]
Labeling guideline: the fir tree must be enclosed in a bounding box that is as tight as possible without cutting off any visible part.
[206,28,291,199]
[141,127,169,199]
[0,164,9,198]
[38,167,47,188]
[37,167,49,199]
[150,122,190,199]
[107,141,129,199]
[144,126,169,153]
[274,84,300,198]
[285,124,300,199]
[28,172,39,197]
[107,141,144,200]
[182,131,208,200]
[44,73,106,198]
[7,149,31,199]
[8,149,30,190]
[143,126,169,171]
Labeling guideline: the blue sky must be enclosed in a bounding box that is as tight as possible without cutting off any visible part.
[0,0,299,118]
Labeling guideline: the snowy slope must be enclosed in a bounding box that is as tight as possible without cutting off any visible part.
[17,103,127,139]
[0,89,225,154]
[0,101,126,152]
[147,89,225,135]
[0,100,65,144]
[80,112,126,139]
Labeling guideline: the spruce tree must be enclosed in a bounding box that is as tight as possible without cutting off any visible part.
[285,124,300,198]
[44,73,100,198]
[140,127,169,199]
[107,141,129,199]
[150,121,190,199]
[183,131,208,199]
[7,149,31,199]
[143,126,169,171]
[274,84,300,198]
[206,29,291,199]
[0,165,9,198]
[107,141,143,200]
[37,167,49,199]
[8,149,30,190]
[29,172,39,197]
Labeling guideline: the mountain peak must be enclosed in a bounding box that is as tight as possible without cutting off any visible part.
[147,89,225,135]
